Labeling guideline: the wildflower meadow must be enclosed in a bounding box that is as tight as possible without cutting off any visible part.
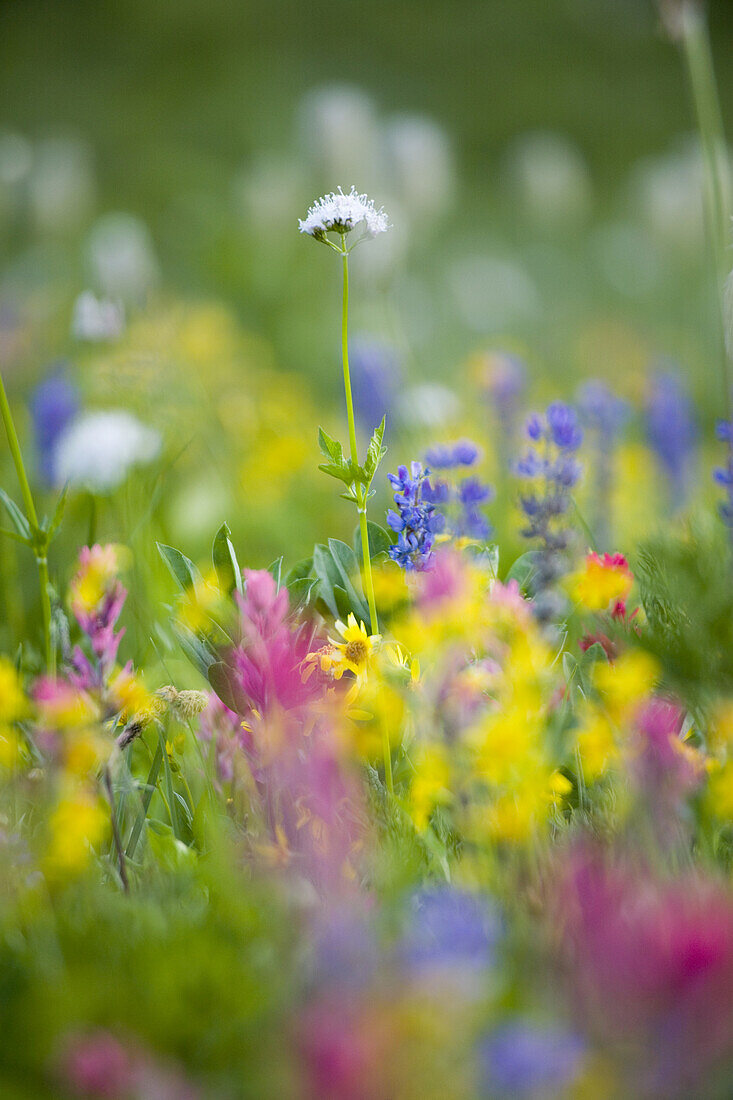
[2,0,733,1096]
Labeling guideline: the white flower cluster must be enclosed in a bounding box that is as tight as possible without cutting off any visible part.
[71,291,125,341]
[298,186,390,239]
[54,410,161,494]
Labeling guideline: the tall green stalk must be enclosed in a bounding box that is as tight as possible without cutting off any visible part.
[678,3,732,419]
[0,370,54,673]
[337,237,392,794]
[339,238,380,635]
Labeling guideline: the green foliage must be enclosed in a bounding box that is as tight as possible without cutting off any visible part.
[635,518,733,703]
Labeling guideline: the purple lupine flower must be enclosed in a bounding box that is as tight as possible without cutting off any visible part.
[387,462,443,571]
[350,337,401,439]
[645,368,697,507]
[577,380,629,550]
[714,419,733,530]
[479,1022,585,1097]
[30,367,80,485]
[424,439,479,469]
[420,440,493,543]
[402,886,500,976]
[515,403,583,623]
[478,352,527,465]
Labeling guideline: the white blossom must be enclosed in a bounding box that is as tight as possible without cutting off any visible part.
[71,291,125,341]
[298,186,390,240]
[54,410,161,494]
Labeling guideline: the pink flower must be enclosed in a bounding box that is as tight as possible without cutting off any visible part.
[555,849,733,1094]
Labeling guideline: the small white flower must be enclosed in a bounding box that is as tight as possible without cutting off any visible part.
[298,186,390,240]
[54,410,161,494]
[71,291,125,342]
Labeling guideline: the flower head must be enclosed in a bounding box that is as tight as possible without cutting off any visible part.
[54,410,161,494]
[298,186,390,241]
[572,551,633,613]
[323,613,381,690]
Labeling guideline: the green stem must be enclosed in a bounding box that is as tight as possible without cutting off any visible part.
[0,369,54,672]
[339,240,391,793]
[680,5,732,420]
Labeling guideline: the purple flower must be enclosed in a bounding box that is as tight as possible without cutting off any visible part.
[645,368,697,506]
[546,401,583,450]
[30,367,80,485]
[402,886,500,975]
[386,462,441,571]
[350,337,401,439]
[515,403,583,621]
[424,439,480,468]
[479,1023,585,1097]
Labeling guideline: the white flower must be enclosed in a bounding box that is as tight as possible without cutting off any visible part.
[54,410,161,494]
[298,186,390,239]
[71,291,125,341]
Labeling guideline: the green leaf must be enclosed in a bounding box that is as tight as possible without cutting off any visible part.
[327,539,370,624]
[318,461,354,485]
[0,527,30,546]
[157,542,201,592]
[171,622,218,679]
[125,741,163,859]
[313,543,342,618]
[158,726,181,841]
[208,661,249,715]
[267,556,283,590]
[505,550,540,593]
[363,415,387,482]
[0,488,32,541]
[47,484,69,541]
[318,427,344,464]
[353,521,394,564]
[212,522,243,596]
[287,576,318,613]
[285,557,314,585]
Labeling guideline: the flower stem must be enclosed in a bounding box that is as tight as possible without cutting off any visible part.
[679,5,732,420]
[339,241,392,794]
[0,369,54,673]
[340,242,379,635]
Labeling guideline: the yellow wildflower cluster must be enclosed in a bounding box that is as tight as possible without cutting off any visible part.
[0,659,28,769]
[43,784,109,880]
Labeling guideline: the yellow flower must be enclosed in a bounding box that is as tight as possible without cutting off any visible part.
[44,788,108,878]
[0,725,22,769]
[322,614,381,690]
[707,699,733,756]
[575,704,618,781]
[410,743,451,830]
[594,649,659,723]
[0,659,27,723]
[571,552,632,612]
[109,667,152,723]
[706,759,733,820]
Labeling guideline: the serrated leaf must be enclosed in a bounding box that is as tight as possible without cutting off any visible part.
[157,542,201,592]
[318,427,344,464]
[212,523,243,596]
[0,488,32,541]
[364,415,387,481]
[318,461,354,484]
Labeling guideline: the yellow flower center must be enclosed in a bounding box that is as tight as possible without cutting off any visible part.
[344,639,368,666]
